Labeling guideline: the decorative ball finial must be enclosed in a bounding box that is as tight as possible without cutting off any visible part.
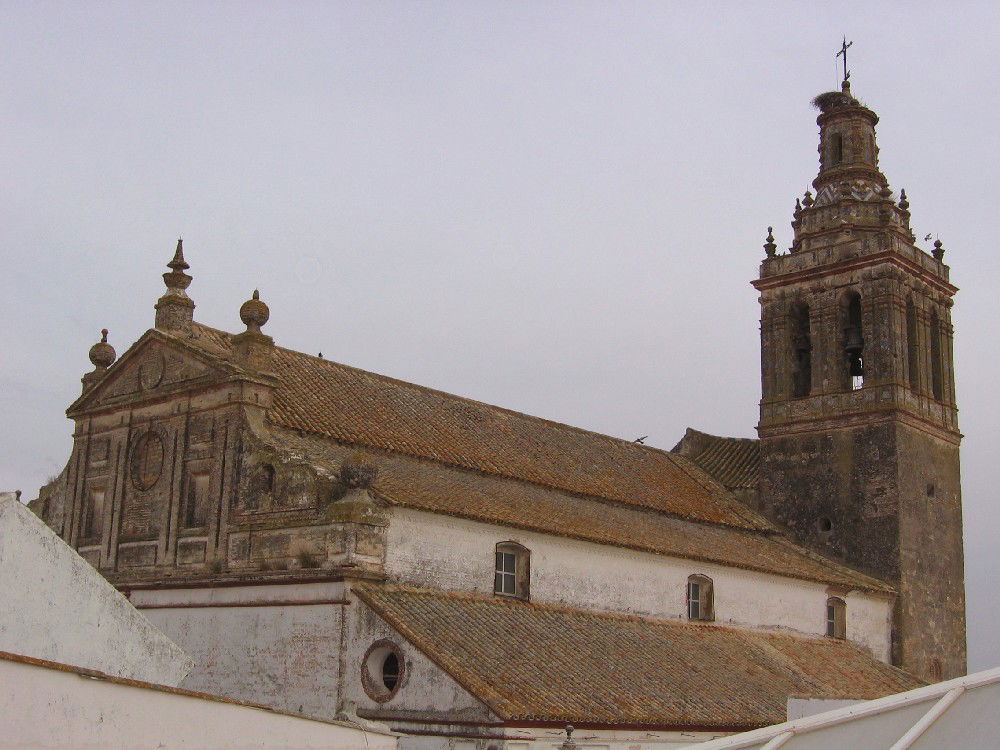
[239,288,270,333]
[88,328,116,370]
[560,725,576,750]
[898,189,909,211]
[933,239,945,261]
[763,226,777,258]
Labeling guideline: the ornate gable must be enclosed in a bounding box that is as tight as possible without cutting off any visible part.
[68,331,238,416]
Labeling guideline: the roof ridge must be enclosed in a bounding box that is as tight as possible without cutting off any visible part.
[196,322,771,531]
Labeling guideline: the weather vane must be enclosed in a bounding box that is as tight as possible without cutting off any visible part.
[837,36,853,84]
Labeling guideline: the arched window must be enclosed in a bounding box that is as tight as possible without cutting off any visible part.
[930,309,943,400]
[842,292,864,390]
[906,297,919,390]
[790,302,812,398]
[494,542,530,600]
[826,597,846,639]
[687,574,714,621]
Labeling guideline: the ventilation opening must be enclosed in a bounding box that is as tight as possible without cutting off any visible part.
[927,483,936,497]
[817,517,833,533]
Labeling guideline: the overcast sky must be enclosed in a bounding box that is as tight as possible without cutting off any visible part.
[3,2,998,670]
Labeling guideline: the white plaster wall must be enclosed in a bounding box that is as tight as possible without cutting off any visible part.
[385,509,892,661]
[0,493,193,685]
[396,726,730,750]
[345,596,492,722]
[0,654,397,750]
[139,586,344,720]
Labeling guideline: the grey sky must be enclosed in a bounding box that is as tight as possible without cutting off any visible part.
[3,2,998,669]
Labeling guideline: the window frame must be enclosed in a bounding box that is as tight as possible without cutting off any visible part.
[687,574,714,622]
[494,542,530,601]
[826,597,847,639]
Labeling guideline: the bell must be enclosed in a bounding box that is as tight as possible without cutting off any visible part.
[849,353,864,377]
[844,325,863,356]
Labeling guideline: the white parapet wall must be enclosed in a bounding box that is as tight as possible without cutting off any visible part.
[0,491,193,685]
[0,651,398,750]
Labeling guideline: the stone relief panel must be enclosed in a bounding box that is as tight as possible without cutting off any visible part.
[121,426,170,540]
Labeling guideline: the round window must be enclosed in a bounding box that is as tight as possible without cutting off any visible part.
[361,640,405,702]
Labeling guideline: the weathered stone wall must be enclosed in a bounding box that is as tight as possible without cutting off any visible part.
[33,335,388,584]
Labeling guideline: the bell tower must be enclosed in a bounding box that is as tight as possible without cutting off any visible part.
[753,76,966,680]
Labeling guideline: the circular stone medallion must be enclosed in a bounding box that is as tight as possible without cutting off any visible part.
[131,431,164,491]
[138,353,165,390]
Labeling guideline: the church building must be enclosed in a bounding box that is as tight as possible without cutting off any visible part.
[30,76,964,748]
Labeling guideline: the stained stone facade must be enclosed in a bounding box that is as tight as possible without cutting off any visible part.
[753,80,966,681]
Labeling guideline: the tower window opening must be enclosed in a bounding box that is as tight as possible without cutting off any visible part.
[843,293,864,390]
[790,302,812,398]
[831,133,844,165]
[906,298,919,390]
[930,309,943,400]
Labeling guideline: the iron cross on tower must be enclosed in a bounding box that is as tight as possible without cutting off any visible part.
[837,36,853,83]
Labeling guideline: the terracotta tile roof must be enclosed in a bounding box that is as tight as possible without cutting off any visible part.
[186,324,769,532]
[354,584,923,729]
[672,428,761,491]
[275,429,891,593]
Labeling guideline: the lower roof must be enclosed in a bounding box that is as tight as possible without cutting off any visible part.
[354,584,923,729]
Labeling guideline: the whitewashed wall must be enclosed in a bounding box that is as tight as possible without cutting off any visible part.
[0,493,192,685]
[385,509,893,661]
[344,596,492,723]
[135,581,346,719]
[0,653,398,750]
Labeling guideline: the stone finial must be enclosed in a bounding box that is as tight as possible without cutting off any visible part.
[155,238,195,332]
[880,183,893,199]
[232,288,275,368]
[82,328,116,392]
[560,725,576,750]
[88,329,116,369]
[802,190,814,208]
[794,198,802,217]
[239,289,270,334]
[933,239,945,261]
[898,189,909,211]
[763,226,777,258]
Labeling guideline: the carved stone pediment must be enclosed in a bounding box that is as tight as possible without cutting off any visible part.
[70,333,230,415]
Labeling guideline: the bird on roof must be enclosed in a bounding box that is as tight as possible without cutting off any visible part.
[634,436,648,444]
